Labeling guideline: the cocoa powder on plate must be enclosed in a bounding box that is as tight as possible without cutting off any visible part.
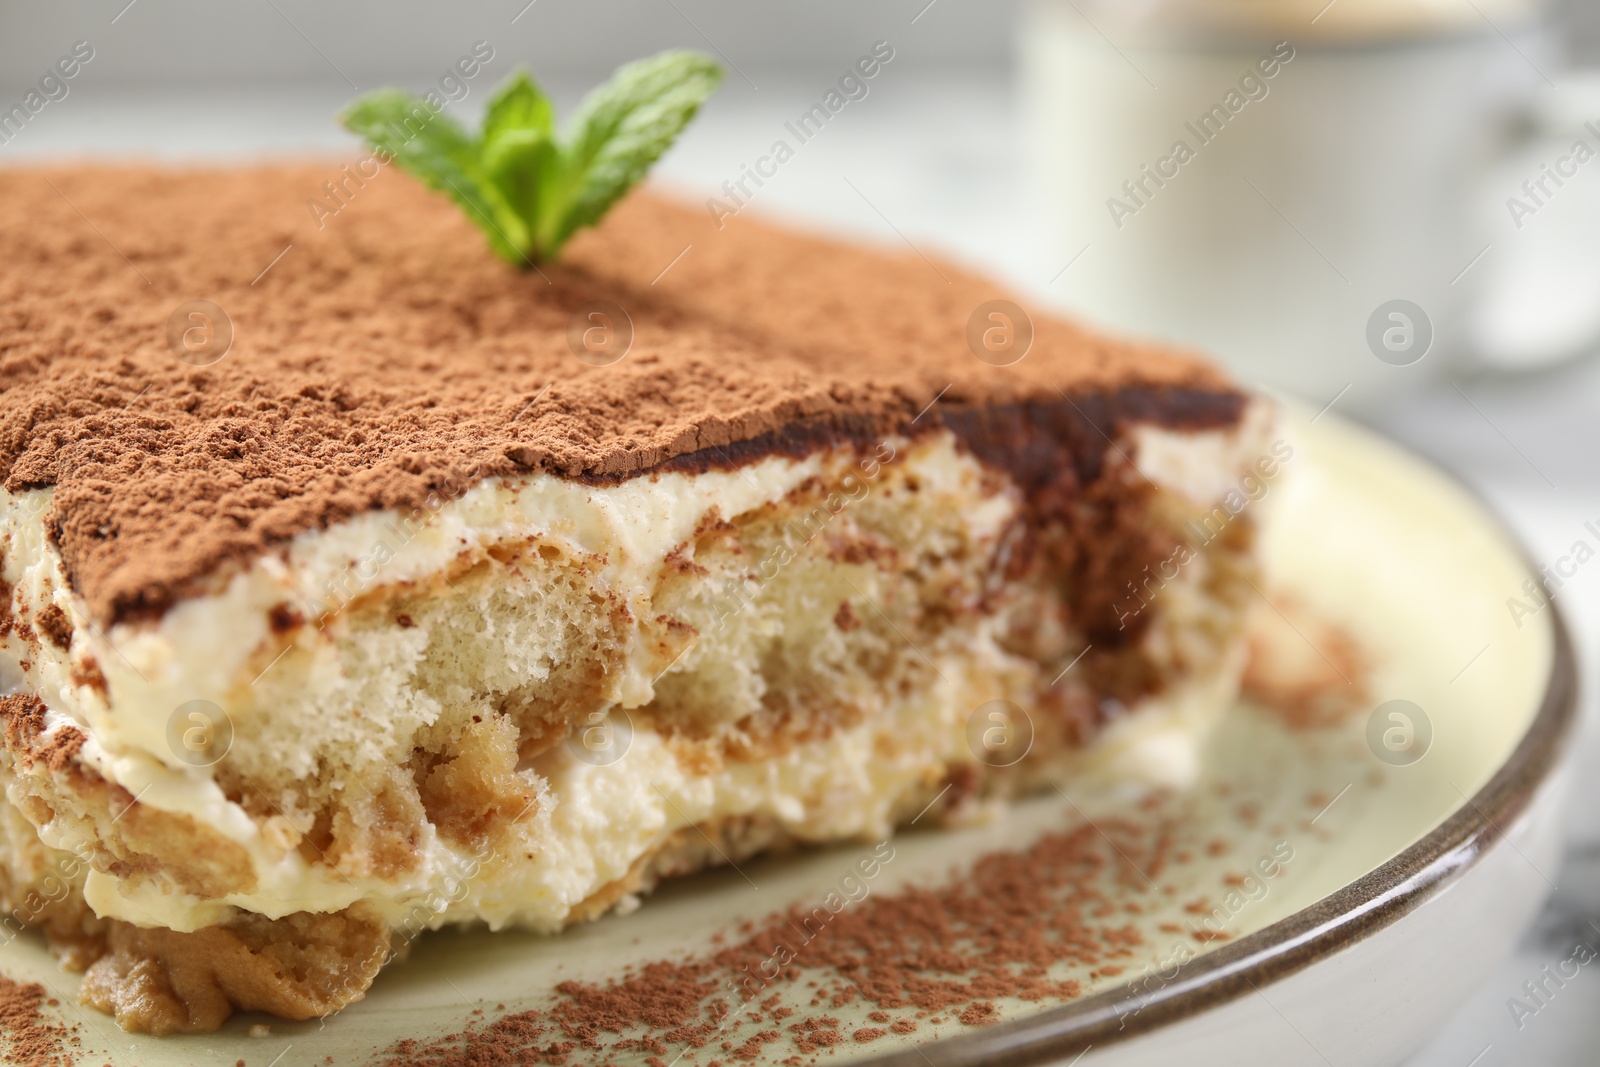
[378,813,1204,1066]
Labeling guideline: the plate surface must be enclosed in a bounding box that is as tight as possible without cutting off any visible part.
[0,410,1573,1067]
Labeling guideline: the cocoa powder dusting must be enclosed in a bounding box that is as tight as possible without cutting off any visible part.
[33,605,71,651]
[0,973,77,1067]
[0,165,1239,628]
[378,814,1194,1066]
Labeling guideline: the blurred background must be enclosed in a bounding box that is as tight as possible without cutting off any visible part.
[4,1,1600,1061]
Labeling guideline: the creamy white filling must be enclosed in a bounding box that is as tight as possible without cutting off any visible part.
[80,648,1239,935]
[1131,400,1279,508]
[0,411,1276,933]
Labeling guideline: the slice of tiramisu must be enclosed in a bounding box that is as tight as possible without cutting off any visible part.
[0,154,1280,1033]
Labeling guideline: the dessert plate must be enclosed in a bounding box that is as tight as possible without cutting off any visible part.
[0,408,1573,1067]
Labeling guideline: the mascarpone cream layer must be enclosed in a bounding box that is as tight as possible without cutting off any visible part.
[0,411,1275,933]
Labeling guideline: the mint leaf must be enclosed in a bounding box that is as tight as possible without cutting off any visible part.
[340,90,531,264]
[483,130,559,246]
[340,52,723,267]
[482,71,554,144]
[542,51,725,255]
[479,73,559,242]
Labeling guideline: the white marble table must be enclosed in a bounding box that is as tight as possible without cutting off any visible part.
[6,70,1597,1065]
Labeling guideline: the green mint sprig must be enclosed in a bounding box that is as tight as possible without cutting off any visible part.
[340,51,724,266]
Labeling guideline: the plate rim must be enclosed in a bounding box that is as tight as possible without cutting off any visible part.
[856,431,1582,1067]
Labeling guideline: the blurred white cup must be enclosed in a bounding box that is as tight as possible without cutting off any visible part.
[1023,0,1600,407]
